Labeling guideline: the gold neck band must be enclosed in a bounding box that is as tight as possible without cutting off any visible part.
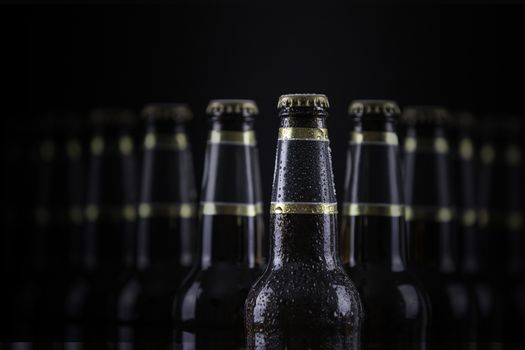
[278,127,329,141]
[270,202,337,215]
[404,137,449,154]
[144,133,188,150]
[343,203,403,217]
[350,132,398,146]
[200,202,263,217]
[84,204,137,222]
[208,130,256,146]
[404,206,455,223]
[90,136,134,156]
[138,203,196,219]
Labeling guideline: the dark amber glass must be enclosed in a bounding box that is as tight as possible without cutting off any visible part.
[403,107,477,347]
[64,109,138,346]
[245,94,363,349]
[341,100,429,349]
[477,117,524,344]
[115,104,198,348]
[173,100,265,349]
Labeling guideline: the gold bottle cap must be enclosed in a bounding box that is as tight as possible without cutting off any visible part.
[401,106,450,125]
[90,108,136,126]
[206,99,259,116]
[142,103,193,122]
[348,100,400,117]
[277,94,330,109]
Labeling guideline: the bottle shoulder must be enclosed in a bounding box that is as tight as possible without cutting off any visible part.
[174,264,264,322]
[246,265,363,324]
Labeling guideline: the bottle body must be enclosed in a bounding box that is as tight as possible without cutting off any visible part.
[116,106,198,348]
[64,110,138,345]
[245,95,362,349]
[403,108,477,347]
[341,101,429,349]
[174,100,265,349]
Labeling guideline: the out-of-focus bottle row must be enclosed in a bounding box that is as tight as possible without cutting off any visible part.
[0,97,523,349]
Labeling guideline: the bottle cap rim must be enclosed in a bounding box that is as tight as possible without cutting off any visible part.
[277,94,330,109]
[142,103,193,122]
[348,100,400,117]
[206,99,259,116]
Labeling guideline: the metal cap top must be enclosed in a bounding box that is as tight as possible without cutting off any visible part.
[142,103,193,122]
[277,94,330,109]
[206,99,259,117]
[348,100,400,118]
[401,106,450,125]
[90,108,136,127]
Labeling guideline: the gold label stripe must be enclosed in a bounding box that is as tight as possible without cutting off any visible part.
[138,203,196,219]
[144,133,188,150]
[39,140,56,162]
[90,136,135,156]
[350,132,398,146]
[459,138,474,161]
[200,202,263,217]
[478,209,523,231]
[66,139,83,159]
[84,204,137,222]
[208,130,256,146]
[404,206,455,223]
[270,202,337,215]
[278,127,329,141]
[461,209,477,227]
[343,203,404,217]
[404,137,449,154]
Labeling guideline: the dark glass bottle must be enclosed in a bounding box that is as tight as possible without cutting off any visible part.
[245,94,363,349]
[449,112,495,349]
[10,115,65,344]
[340,100,429,349]
[478,116,524,345]
[1,119,30,344]
[402,107,477,348]
[64,109,138,347]
[173,99,265,349]
[116,104,198,349]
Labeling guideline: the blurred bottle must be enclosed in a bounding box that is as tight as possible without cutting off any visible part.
[64,109,138,348]
[245,94,363,349]
[173,99,265,349]
[9,115,67,346]
[477,116,524,346]
[115,103,198,349]
[1,119,28,344]
[340,100,430,349]
[402,107,477,348]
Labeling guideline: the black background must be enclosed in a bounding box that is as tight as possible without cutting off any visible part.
[2,2,524,206]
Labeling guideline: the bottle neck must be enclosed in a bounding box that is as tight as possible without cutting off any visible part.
[137,122,198,270]
[269,111,339,268]
[342,117,407,270]
[403,124,458,272]
[198,116,264,269]
[450,128,481,273]
[83,126,138,270]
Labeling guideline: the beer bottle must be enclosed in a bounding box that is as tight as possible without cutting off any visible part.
[340,100,429,349]
[478,116,524,344]
[449,112,495,348]
[245,94,363,349]
[11,115,62,343]
[173,99,265,349]
[1,120,28,343]
[64,109,138,346]
[116,103,198,348]
[402,107,477,347]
